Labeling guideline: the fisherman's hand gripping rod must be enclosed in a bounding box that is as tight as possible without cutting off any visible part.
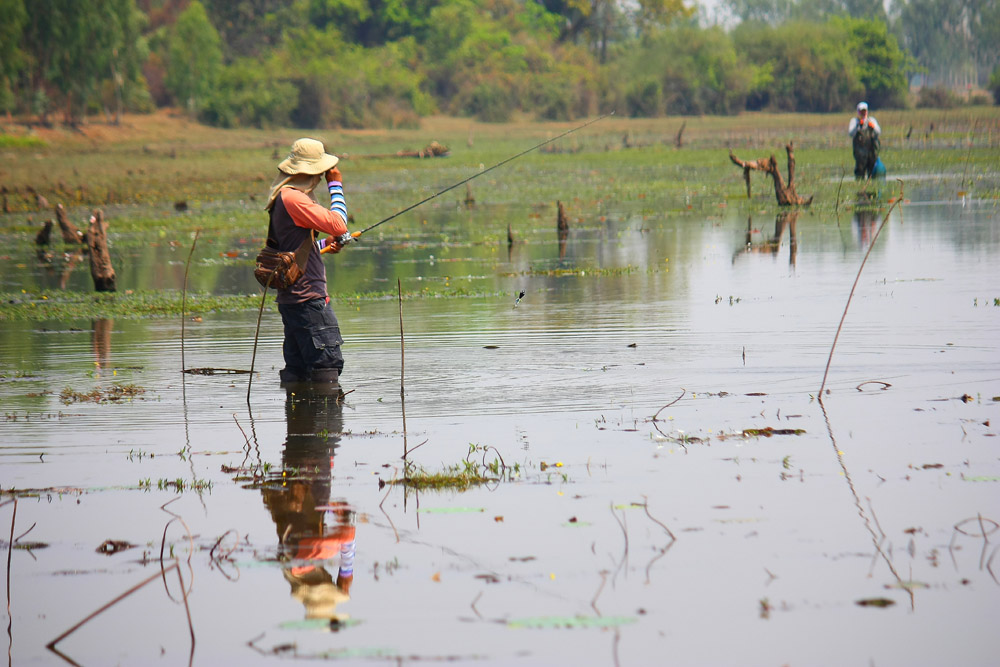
[321,111,614,253]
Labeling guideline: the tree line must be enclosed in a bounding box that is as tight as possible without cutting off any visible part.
[0,0,996,129]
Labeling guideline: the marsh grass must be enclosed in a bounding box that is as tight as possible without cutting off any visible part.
[59,383,146,404]
[391,443,520,490]
[1,108,998,322]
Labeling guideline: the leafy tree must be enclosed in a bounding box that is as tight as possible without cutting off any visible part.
[733,20,862,112]
[201,0,297,59]
[19,0,149,123]
[721,0,794,25]
[833,15,909,108]
[617,25,754,115]
[892,0,998,89]
[0,0,27,113]
[165,0,222,115]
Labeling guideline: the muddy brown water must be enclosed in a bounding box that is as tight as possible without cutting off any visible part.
[2,194,999,665]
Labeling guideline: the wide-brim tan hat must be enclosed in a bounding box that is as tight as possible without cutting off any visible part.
[278,138,339,175]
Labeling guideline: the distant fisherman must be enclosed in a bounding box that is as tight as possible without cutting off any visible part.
[848,102,882,180]
[265,138,351,386]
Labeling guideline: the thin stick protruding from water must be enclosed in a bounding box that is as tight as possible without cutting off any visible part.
[180,229,201,372]
[398,278,405,397]
[818,180,904,396]
[247,275,274,404]
[47,562,180,652]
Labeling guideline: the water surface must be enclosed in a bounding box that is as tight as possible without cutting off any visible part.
[2,188,999,665]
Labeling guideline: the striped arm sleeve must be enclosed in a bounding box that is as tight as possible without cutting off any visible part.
[328,181,348,225]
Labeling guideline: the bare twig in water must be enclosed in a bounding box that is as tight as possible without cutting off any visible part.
[398,277,405,397]
[6,498,16,625]
[961,119,978,191]
[378,482,401,544]
[159,498,194,599]
[835,166,845,213]
[610,503,629,583]
[652,390,685,422]
[470,592,483,620]
[47,562,180,653]
[175,560,196,664]
[591,570,609,615]
[857,381,892,391]
[819,398,913,609]
[987,546,1000,586]
[640,496,677,584]
[180,228,200,373]
[209,530,239,564]
[640,496,676,541]
[404,439,429,457]
[818,180,904,396]
[247,273,275,404]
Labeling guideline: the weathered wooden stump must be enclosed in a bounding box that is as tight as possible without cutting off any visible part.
[557,201,569,259]
[55,204,85,244]
[87,209,117,292]
[728,142,813,206]
[35,220,53,246]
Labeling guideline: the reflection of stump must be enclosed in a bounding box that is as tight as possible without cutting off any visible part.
[464,183,475,209]
[728,142,813,206]
[87,209,117,292]
[55,204,85,244]
[93,318,113,370]
[35,220,54,246]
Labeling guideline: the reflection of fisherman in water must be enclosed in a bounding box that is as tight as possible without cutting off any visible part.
[261,384,356,623]
[852,197,880,248]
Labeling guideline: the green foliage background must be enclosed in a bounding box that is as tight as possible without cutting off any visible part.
[0,0,996,128]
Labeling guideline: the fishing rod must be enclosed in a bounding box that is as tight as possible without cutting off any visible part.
[323,111,615,252]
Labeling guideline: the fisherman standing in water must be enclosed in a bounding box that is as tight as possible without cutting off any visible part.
[265,138,350,386]
[848,102,882,180]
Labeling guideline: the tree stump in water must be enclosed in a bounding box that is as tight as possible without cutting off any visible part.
[728,142,813,206]
[557,200,569,236]
[35,220,54,246]
[87,209,117,292]
[557,201,569,259]
[55,204,85,244]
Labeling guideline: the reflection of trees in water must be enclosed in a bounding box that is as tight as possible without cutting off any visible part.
[261,387,356,622]
[732,211,799,268]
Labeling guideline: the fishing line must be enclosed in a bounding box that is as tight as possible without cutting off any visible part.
[326,111,615,248]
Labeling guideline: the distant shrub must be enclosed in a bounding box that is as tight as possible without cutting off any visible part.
[989,66,1000,105]
[464,81,513,122]
[0,135,45,148]
[969,93,991,106]
[200,61,296,128]
[916,86,960,109]
[626,79,662,117]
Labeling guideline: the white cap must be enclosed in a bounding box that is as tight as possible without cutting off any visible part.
[857,102,868,112]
